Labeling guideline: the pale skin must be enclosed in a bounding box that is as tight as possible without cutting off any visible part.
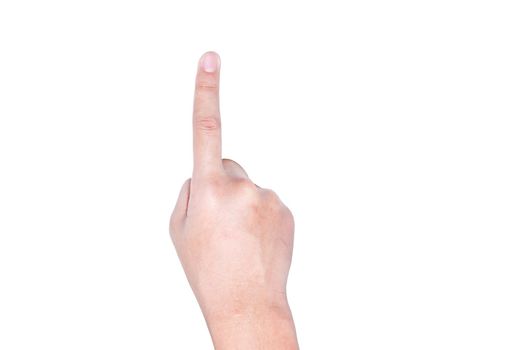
[169,52,299,349]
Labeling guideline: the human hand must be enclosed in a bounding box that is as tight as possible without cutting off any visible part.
[169,52,298,349]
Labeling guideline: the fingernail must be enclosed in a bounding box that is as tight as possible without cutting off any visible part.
[201,52,219,73]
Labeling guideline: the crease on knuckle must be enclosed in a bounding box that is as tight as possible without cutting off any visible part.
[195,116,221,133]
[196,82,218,91]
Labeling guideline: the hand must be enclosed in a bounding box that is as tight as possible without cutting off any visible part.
[169,52,299,349]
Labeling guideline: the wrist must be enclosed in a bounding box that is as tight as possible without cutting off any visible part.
[204,301,298,350]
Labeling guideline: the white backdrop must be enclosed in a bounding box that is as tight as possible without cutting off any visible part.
[1,1,522,349]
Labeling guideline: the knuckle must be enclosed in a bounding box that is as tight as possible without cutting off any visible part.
[236,178,256,192]
[283,206,294,226]
[195,116,221,132]
[234,179,259,201]
[263,189,281,204]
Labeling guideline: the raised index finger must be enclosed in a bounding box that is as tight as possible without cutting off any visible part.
[192,51,223,177]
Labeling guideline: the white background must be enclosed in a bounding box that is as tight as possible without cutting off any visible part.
[1,1,522,349]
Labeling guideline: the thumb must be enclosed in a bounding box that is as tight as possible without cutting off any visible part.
[171,178,191,229]
[222,159,249,179]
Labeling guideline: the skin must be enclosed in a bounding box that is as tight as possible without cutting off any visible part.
[169,51,299,349]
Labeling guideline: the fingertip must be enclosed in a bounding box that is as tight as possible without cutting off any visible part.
[199,51,221,73]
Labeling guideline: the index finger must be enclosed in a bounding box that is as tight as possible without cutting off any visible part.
[192,51,223,178]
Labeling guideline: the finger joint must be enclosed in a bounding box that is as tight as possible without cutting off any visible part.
[195,116,221,132]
